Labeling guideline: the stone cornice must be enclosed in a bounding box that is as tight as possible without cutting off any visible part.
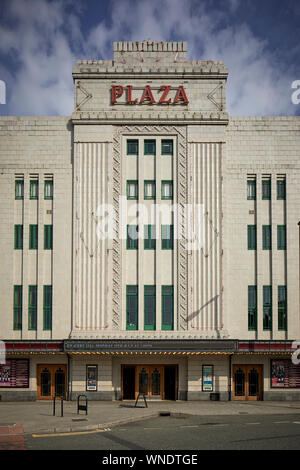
[71,110,229,125]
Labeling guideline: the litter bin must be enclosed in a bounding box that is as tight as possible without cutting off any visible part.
[210,392,220,401]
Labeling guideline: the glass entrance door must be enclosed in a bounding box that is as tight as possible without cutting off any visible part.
[37,365,67,400]
[135,366,164,400]
[233,365,263,400]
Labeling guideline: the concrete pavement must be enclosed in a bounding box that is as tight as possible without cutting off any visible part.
[1,400,300,435]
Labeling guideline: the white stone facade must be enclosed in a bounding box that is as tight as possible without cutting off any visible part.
[0,41,299,401]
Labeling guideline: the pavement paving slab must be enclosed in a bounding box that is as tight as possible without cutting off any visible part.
[0,400,300,436]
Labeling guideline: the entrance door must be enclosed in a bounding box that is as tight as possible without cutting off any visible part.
[233,365,263,401]
[164,366,177,400]
[135,366,164,400]
[37,365,67,400]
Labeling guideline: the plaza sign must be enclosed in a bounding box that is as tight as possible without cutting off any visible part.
[111,85,189,104]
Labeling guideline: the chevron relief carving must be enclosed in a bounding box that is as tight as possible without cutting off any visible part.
[75,81,93,111]
[207,83,223,111]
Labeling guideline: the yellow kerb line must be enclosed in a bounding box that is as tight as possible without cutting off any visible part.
[32,428,109,438]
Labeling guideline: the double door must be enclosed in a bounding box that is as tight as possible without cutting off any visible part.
[233,365,263,400]
[37,364,67,400]
[135,366,164,400]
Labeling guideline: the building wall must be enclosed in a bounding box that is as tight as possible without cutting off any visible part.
[224,117,300,340]
[0,117,72,340]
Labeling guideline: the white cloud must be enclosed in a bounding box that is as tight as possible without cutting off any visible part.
[0,0,298,116]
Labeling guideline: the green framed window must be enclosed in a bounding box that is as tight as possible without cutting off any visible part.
[15,180,24,200]
[144,285,156,330]
[162,225,173,250]
[278,286,287,331]
[247,179,256,200]
[13,285,22,330]
[144,140,156,155]
[127,139,138,155]
[144,180,156,200]
[144,225,156,250]
[14,224,23,250]
[126,285,138,330]
[44,225,53,250]
[247,225,256,250]
[248,286,257,331]
[277,225,286,250]
[29,224,38,250]
[161,181,173,200]
[262,180,271,200]
[30,180,38,200]
[277,180,286,200]
[43,285,52,330]
[262,225,272,250]
[127,225,138,249]
[161,140,173,156]
[28,285,37,330]
[127,180,138,200]
[263,286,272,330]
[162,286,174,330]
[44,180,53,200]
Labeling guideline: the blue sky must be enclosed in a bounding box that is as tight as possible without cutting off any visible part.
[0,0,299,116]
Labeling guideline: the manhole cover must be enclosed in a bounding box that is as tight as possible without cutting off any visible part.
[72,418,88,422]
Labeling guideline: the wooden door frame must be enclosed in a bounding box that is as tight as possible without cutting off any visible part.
[135,365,165,400]
[232,364,263,401]
[37,364,67,400]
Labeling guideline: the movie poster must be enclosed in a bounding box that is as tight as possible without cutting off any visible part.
[86,365,97,391]
[202,365,213,391]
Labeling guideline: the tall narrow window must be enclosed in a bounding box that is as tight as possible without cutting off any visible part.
[127,225,138,249]
[15,180,24,200]
[127,181,138,200]
[44,225,53,250]
[263,286,272,330]
[44,180,53,200]
[28,285,37,330]
[29,224,38,250]
[43,285,52,330]
[161,181,173,200]
[278,286,287,331]
[277,225,286,250]
[126,285,138,330]
[13,285,22,330]
[262,179,271,200]
[277,179,286,200]
[14,225,23,250]
[247,179,256,200]
[144,225,156,250]
[144,181,155,200]
[30,179,39,200]
[162,225,174,249]
[248,286,257,331]
[144,286,156,330]
[127,139,138,155]
[162,286,174,330]
[248,225,256,250]
[262,225,272,250]
[161,140,173,156]
[144,140,156,155]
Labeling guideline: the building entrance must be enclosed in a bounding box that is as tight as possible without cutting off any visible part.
[37,364,67,400]
[122,365,178,400]
[233,365,263,400]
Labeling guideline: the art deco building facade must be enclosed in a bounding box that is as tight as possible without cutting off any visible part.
[0,41,300,401]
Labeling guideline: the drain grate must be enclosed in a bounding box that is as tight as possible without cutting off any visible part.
[72,418,88,422]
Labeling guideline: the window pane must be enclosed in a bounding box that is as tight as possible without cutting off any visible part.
[144,181,155,199]
[162,140,173,155]
[44,180,53,199]
[144,140,156,155]
[15,180,24,199]
[262,180,271,199]
[247,180,256,200]
[277,180,286,200]
[127,140,138,155]
[162,181,173,199]
[30,180,38,199]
